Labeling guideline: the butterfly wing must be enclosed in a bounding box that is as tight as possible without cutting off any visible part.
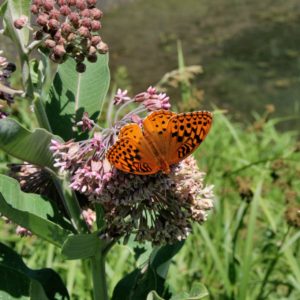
[166,111,213,165]
[107,124,161,175]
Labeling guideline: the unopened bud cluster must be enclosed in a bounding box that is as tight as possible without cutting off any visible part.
[28,0,108,72]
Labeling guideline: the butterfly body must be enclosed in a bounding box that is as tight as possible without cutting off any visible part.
[107,110,213,175]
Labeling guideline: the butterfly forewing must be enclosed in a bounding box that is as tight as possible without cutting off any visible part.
[143,110,176,157]
[166,111,213,165]
[107,124,160,175]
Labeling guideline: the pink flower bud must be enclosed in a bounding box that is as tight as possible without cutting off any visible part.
[80,18,91,28]
[90,8,103,20]
[60,5,71,16]
[48,19,60,30]
[49,9,60,20]
[69,12,80,26]
[45,39,56,48]
[76,0,87,10]
[79,9,89,18]
[31,5,39,14]
[53,45,66,57]
[58,0,68,5]
[78,26,90,37]
[61,22,72,34]
[91,20,101,31]
[91,35,101,46]
[13,16,28,29]
[53,31,62,41]
[43,0,54,11]
[67,0,77,5]
[36,14,49,26]
[96,41,108,54]
[33,0,43,6]
[87,0,97,6]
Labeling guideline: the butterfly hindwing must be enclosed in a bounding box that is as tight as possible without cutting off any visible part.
[166,111,213,165]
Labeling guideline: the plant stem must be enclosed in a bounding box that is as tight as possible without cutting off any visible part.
[49,171,89,233]
[256,227,291,299]
[33,94,52,131]
[91,251,108,300]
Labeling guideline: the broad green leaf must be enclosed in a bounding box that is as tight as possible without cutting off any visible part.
[170,283,209,300]
[62,233,103,260]
[147,291,165,300]
[112,241,184,300]
[46,54,110,140]
[2,0,31,53]
[30,281,48,300]
[0,175,72,247]
[0,118,61,169]
[0,242,69,299]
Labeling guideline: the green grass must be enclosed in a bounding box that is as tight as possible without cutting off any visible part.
[166,110,300,299]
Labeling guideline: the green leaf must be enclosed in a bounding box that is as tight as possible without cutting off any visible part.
[147,291,165,300]
[0,175,72,247]
[0,118,61,169]
[62,233,103,260]
[0,242,69,299]
[112,241,184,300]
[2,0,31,53]
[170,283,209,300]
[46,54,110,140]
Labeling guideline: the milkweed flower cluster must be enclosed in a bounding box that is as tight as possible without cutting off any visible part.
[49,86,215,244]
[14,0,108,72]
[114,86,171,111]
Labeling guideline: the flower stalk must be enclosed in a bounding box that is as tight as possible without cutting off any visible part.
[91,251,108,300]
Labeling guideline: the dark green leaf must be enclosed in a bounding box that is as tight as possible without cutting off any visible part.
[0,175,72,247]
[112,241,184,300]
[46,54,110,140]
[62,233,103,260]
[0,242,69,299]
[0,118,61,169]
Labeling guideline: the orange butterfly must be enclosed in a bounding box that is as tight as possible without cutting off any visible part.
[107,110,213,175]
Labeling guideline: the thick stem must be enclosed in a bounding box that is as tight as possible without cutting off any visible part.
[33,94,52,131]
[91,251,108,300]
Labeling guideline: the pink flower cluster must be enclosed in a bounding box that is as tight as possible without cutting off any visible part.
[50,132,113,197]
[113,86,171,111]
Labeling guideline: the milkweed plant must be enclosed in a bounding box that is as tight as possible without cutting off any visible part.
[0,1,214,299]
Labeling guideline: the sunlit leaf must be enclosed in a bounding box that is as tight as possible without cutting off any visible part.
[0,175,72,247]
[0,118,61,169]
[46,54,110,140]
